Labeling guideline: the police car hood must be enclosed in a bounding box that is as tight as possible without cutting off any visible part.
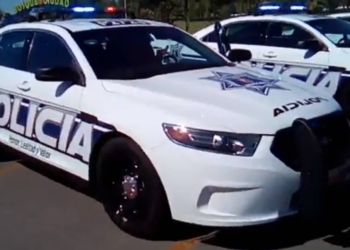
[102,65,340,134]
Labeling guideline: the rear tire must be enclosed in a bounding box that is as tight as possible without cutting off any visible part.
[95,137,170,239]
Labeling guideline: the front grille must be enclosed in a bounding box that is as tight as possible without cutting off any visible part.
[271,112,350,172]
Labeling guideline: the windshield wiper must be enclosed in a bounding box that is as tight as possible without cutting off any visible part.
[116,65,174,79]
[115,62,231,80]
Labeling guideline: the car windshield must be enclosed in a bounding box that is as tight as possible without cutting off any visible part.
[72,24,230,80]
[306,18,350,48]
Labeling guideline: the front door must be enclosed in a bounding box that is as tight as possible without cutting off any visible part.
[254,21,335,92]
[201,21,269,59]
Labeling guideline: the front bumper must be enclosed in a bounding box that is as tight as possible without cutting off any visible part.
[149,136,300,227]
[146,111,350,227]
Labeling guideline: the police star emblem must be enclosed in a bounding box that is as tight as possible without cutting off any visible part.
[202,71,289,96]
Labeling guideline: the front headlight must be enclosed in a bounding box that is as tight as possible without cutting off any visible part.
[163,123,261,156]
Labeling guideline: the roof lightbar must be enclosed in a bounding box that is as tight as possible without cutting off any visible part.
[1,4,134,26]
[259,4,281,10]
[70,5,122,13]
[290,5,307,10]
[255,2,308,15]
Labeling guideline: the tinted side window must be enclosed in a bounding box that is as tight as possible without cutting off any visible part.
[203,22,268,45]
[27,32,74,73]
[203,31,218,43]
[0,31,32,70]
[225,22,268,45]
[266,22,314,49]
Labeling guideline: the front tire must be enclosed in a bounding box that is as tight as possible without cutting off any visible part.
[95,137,170,239]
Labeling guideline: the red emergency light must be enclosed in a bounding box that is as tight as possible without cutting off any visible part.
[105,6,117,13]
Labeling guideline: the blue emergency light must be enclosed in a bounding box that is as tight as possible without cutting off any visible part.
[257,2,308,14]
[259,4,281,10]
[71,6,95,12]
[290,5,307,10]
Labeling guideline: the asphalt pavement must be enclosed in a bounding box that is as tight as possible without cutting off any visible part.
[0,160,350,250]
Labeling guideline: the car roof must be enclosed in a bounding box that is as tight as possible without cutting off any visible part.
[328,12,350,18]
[2,18,173,33]
[223,13,330,23]
[193,13,332,37]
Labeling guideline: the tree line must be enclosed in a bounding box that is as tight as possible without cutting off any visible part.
[125,0,350,22]
[1,0,350,28]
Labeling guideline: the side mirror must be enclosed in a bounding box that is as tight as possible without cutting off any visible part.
[298,39,325,51]
[35,66,80,82]
[214,21,231,56]
[227,49,252,62]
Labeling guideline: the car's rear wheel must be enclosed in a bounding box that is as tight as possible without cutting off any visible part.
[95,137,170,239]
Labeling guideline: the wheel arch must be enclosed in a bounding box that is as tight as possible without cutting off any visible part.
[89,130,125,185]
[88,130,172,217]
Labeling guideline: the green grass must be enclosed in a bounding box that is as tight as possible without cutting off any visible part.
[174,20,213,33]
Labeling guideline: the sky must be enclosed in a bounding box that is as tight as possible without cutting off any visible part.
[1,0,23,13]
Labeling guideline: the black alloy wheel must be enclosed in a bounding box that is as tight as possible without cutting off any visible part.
[95,137,170,239]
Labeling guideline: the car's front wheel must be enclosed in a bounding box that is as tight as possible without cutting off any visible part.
[95,137,170,239]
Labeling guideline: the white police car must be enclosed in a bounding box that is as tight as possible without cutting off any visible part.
[193,4,350,116]
[1,14,350,239]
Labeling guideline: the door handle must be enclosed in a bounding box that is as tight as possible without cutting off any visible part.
[17,81,31,92]
[263,52,277,58]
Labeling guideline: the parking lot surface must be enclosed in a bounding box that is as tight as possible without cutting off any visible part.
[0,161,350,250]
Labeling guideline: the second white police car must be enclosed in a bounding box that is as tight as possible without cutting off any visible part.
[193,4,350,117]
[1,10,350,239]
